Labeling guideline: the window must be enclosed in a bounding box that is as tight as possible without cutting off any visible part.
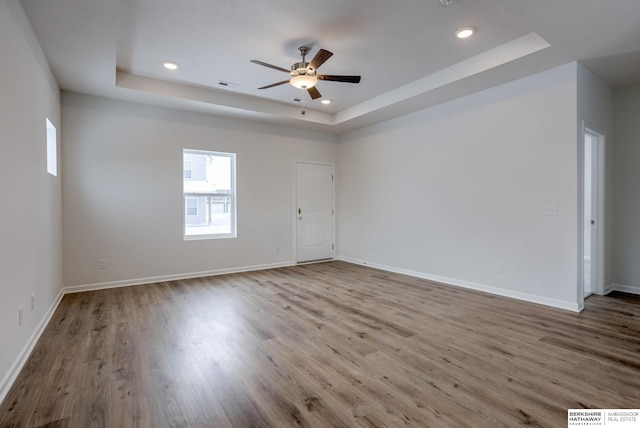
[186,198,198,216]
[46,118,57,176]
[183,149,236,239]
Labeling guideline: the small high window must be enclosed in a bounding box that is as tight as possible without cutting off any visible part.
[46,118,57,176]
[183,149,236,239]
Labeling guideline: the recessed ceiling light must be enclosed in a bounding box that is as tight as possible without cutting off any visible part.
[163,61,179,70]
[455,27,476,39]
[321,99,331,105]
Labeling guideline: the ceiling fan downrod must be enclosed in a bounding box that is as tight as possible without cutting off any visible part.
[298,46,310,62]
[292,46,312,76]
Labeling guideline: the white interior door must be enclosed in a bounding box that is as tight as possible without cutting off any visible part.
[582,128,604,297]
[296,162,334,263]
[583,133,596,296]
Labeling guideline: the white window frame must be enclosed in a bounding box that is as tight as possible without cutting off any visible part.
[183,149,237,240]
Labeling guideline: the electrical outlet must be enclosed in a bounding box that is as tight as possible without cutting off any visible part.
[98,259,107,269]
[274,245,280,254]
[31,294,35,311]
[18,307,23,327]
[539,204,558,216]
[498,263,505,274]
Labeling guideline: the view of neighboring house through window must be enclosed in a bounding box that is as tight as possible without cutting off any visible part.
[186,197,198,216]
[183,149,236,239]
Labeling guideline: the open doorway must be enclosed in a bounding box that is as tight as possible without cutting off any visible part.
[582,128,605,298]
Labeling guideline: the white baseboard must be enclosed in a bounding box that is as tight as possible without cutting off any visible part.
[0,288,64,405]
[0,260,295,406]
[63,261,296,294]
[609,283,640,295]
[336,256,581,312]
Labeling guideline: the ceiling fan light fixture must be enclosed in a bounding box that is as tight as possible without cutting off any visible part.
[290,74,318,89]
[455,27,476,39]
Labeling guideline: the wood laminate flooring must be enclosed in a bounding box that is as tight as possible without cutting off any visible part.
[1,261,639,427]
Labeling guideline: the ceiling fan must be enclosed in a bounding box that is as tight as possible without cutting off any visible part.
[250,46,361,100]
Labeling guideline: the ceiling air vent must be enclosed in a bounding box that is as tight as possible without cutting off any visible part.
[218,80,239,88]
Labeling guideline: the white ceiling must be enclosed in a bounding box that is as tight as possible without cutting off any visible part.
[19,0,640,134]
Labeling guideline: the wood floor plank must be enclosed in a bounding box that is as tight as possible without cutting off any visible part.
[2,261,640,427]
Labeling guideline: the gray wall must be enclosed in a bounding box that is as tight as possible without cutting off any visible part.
[0,0,62,399]
[61,92,338,288]
[337,63,581,310]
[613,83,640,291]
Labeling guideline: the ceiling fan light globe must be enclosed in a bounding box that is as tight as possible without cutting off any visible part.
[290,75,318,89]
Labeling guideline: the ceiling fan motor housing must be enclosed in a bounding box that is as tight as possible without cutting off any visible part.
[291,61,314,76]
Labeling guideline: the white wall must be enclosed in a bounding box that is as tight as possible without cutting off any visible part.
[0,0,62,400]
[576,63,614,300]
[337,63,580,310]
[612,83,640,292]
[62,92,338,288]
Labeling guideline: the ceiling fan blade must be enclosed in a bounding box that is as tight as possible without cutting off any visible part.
[258,80,290,89]
[250,60,290,73]
[318,75,361,83]
[307,86,321,100]
[308,49,333,71]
